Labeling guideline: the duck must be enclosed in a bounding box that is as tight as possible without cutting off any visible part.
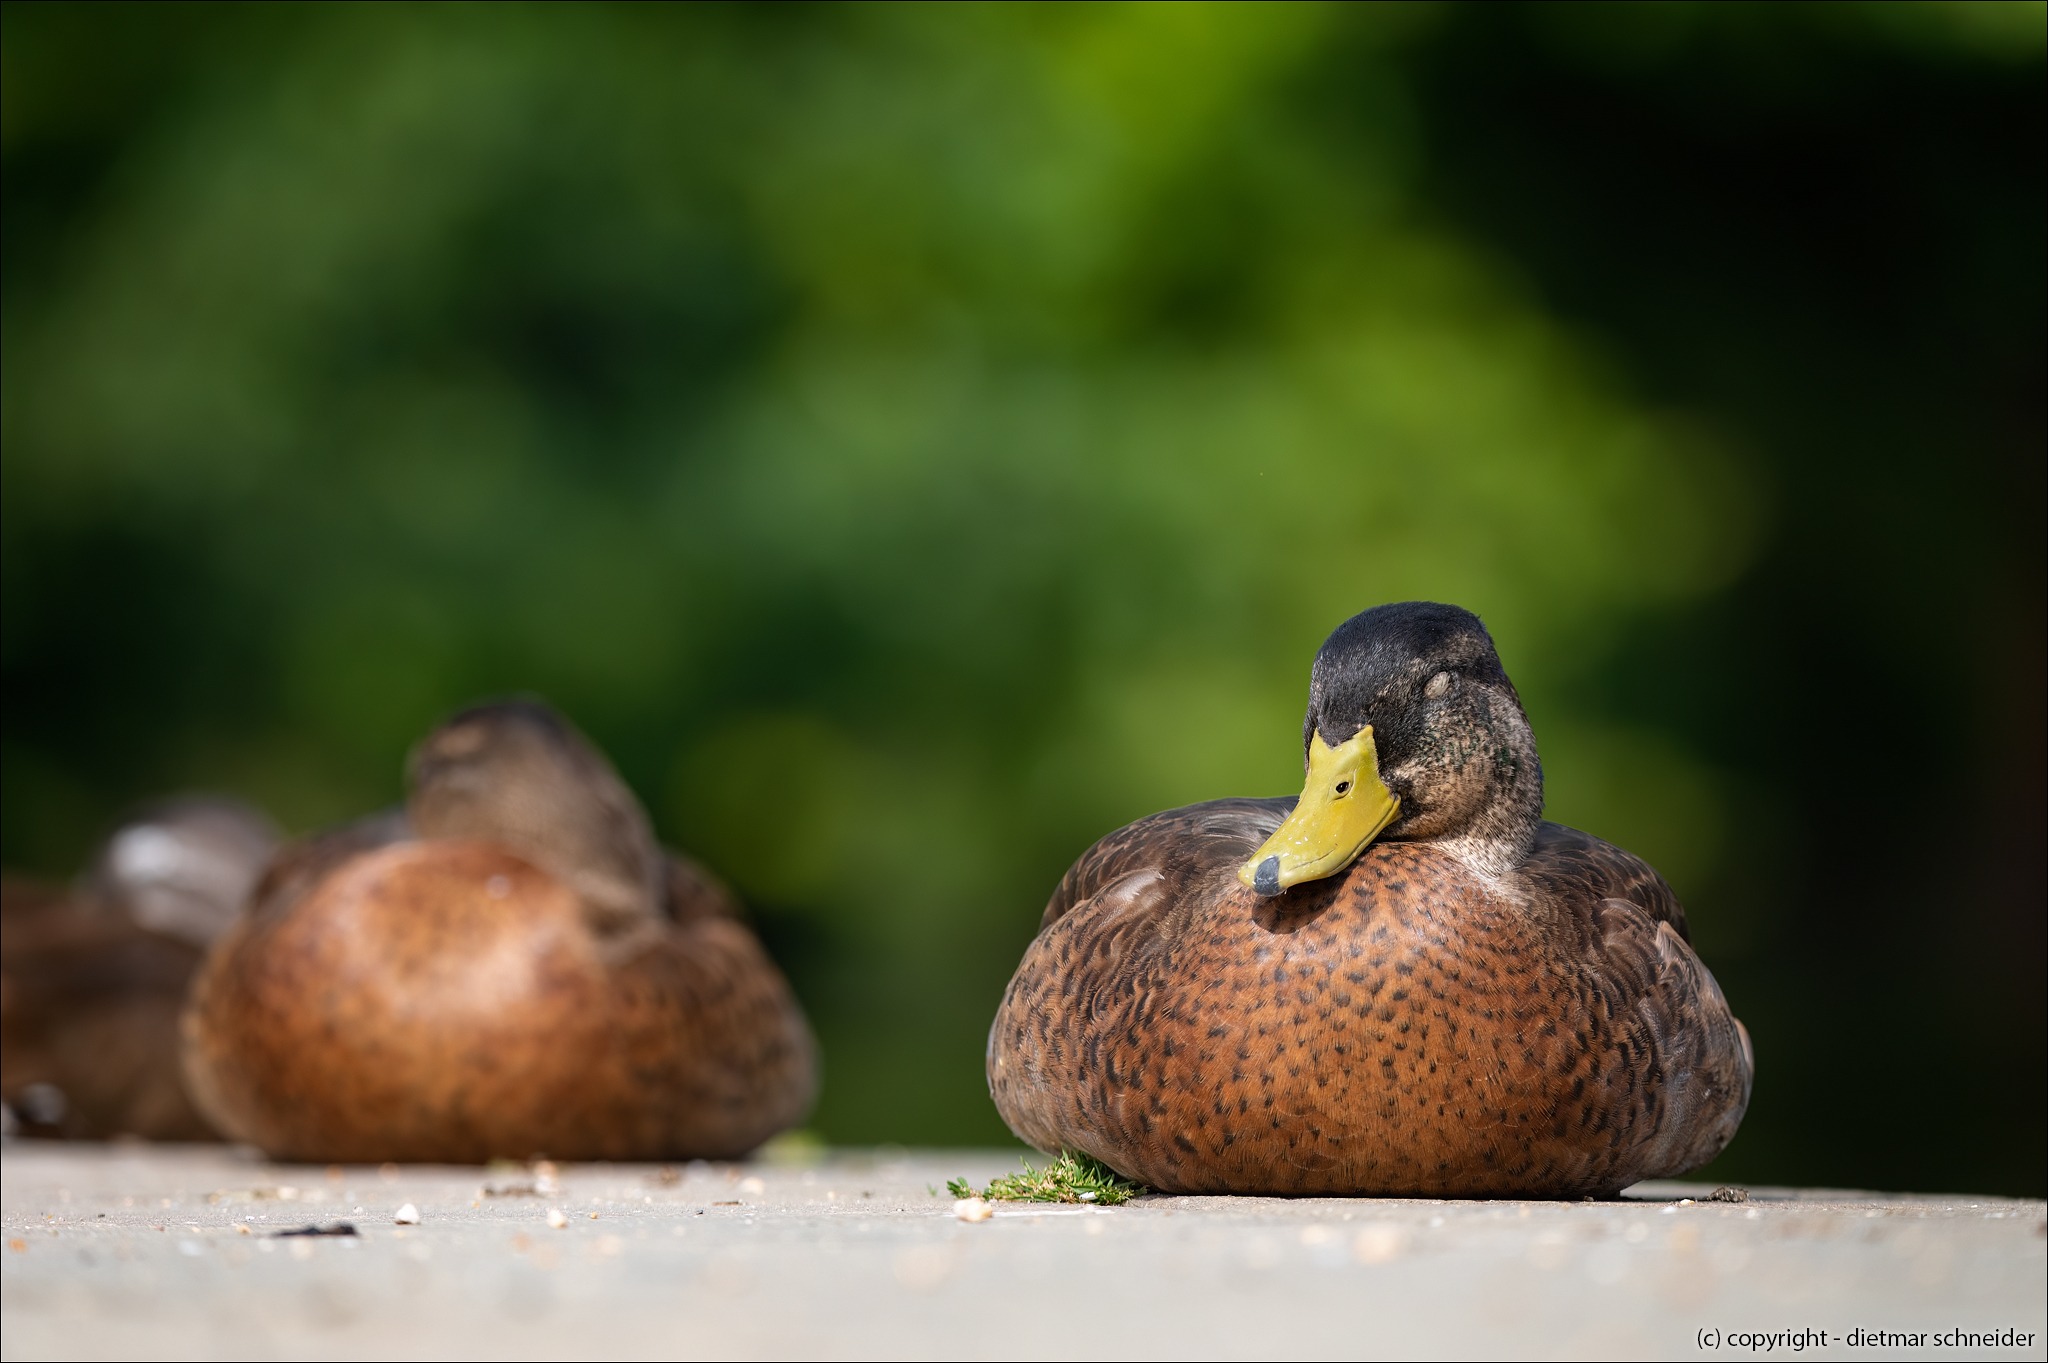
[2,798,277,1141]
[181,699,817,1164]
[987,602,1753,1197]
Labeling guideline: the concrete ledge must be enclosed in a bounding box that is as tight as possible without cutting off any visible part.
[2,1144,2042,1361]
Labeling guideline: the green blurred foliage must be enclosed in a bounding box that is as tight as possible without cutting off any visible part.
[4,4,2041,1190]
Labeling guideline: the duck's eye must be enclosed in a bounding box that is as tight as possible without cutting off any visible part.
[1334,780,1352,796]
[1423,671,1454,700]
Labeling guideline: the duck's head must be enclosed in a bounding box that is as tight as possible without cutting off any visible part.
[407,698,665,929]
[1240,602,1544,896]
[83,798,278,947]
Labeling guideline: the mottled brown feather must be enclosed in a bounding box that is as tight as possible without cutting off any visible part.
[988,802,1752,1197]
[182,703,815,1163]
[3,878,220,1140]
[185,843,813,1163]
[3,799,277,1141]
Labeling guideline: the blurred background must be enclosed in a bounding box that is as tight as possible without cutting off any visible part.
[3,3,2040,1193]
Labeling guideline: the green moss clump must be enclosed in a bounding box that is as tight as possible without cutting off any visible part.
[947,1152,1146,1206]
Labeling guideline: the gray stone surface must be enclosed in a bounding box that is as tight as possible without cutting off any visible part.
[1,1143,2042,1361]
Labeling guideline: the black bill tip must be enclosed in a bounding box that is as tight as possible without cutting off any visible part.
[1252,855,1282,897]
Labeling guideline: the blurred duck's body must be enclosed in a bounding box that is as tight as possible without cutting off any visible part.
[988,602,1752,1197]
[2,799,277,1141]
[182,700,816,1163]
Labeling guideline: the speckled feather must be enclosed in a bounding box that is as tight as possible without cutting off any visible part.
[182,703,816,1164]
[988,800,1752,1197]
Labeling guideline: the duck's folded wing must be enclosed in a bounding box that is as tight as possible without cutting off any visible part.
[1526,822,1691,939]
[246,809,410,922]
[1588,897,1755,1179]
[1040,797,1295,930]
[662,851,742,925]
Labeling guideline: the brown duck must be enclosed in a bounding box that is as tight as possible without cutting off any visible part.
[988,602,1753,1196]
[183,700,816,1163]
[3,798,277,1140]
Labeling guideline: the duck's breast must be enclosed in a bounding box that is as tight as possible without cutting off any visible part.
[186,837,819,1162]
[992,829,1744,1195]
[184,840,615,1161]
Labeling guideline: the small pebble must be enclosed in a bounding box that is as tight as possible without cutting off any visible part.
[393,1204,420,1226]
[1352,1223,1406,1265]
[546,1208,569,1230]
[953,1198,994,1223]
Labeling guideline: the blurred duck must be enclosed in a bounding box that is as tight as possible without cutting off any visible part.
[988,602,1753,1196]
[2,799,278,1140]
[182,699,816,1163]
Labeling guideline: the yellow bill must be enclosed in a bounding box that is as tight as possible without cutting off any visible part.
[1239,725,1401,897]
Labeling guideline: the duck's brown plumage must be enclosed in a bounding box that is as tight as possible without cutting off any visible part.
[987,603,1752,1197]
[182,700,816,1164]
[2,799,277,1141]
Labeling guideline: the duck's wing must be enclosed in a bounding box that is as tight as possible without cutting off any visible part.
[1522,823,1751,1178]
[246,809,410,923]
[1523,821,1690,940]
[662,851,741,925]
[600,914,818,1158]
[997,798,1291,1159]
[1040,797,1296,931]
[1584,898,1754,1177]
